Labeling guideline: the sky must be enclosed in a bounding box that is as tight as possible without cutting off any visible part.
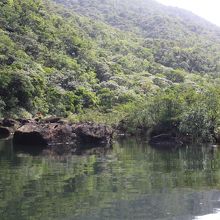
[157,0,220,27]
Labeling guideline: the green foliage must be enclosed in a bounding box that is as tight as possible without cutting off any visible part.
[68,102,138,126]
[0,71,34,111]
[164,69,185,83]
[124,85,220,142]
[55,0,220,74]
[179,107,214,142]
[1,0,220,142]
[178,87,220,142]
[0,98,6,117]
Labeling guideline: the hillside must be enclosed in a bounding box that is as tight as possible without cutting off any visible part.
[54,0,220,39]
[54,0,220,74]
[1,0,220,139]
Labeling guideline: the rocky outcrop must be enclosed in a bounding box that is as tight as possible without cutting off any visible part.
[0,126,11,139]
[8,119,113,154]
[74,123,113,145]
[13,123,76,146]
[1,118,18,128]
[0,118,21,139]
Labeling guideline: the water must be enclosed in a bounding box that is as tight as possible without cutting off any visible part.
[1,138,220,220]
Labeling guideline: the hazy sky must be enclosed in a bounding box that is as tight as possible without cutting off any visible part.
[157,0,220,27]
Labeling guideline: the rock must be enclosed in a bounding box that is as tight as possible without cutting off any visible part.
[2,118,19,128]
[13,123,48,146]
[13,121,113,155]
[74,123,113,146]
[0,126,11,139]
[17,118,33,125]
[44,123,76,145]
[41,116,63,123]
[13,123,76,147]
[0,118,18,139]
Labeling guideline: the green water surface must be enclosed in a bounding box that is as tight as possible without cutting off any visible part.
[0,138,220,220]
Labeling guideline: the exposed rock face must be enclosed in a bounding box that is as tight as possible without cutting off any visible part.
[0,126,11,139]
[0,118,19,139]
[2,118,18,128]
[14,123,76,146]
[11,120,113,154]
[74,123,113,145]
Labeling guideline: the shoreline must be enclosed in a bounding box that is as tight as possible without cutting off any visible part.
[1,117,219,155]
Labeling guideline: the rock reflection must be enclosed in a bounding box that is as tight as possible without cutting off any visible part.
[1,139,220,219]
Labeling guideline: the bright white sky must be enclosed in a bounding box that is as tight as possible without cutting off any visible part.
[157,0,220,27]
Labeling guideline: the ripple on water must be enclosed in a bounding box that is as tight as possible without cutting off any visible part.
[0,139,220,220]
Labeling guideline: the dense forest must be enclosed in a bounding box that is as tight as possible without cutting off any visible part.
[1,0,220,142]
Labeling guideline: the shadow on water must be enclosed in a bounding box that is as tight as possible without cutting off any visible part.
[0,139,15,160]
[13,142,113,157]
[0,138,220,219]
[13,143,47,156]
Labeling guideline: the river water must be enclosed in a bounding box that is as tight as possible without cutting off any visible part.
[1,138,220,220]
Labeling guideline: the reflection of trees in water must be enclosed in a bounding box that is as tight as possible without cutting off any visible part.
[0,140,14,161]
[0,139,220,219]
[73,190,220,220]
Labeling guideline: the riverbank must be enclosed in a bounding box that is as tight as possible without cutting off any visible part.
[1,116,220,155]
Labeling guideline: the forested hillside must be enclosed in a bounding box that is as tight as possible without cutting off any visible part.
[54,0,220,74]
[1,0,220,141]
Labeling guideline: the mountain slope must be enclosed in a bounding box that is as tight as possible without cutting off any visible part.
[53,0,220,74]
[54,0,220,40]
[0,0,220,120]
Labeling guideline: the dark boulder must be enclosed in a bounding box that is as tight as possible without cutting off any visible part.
[0,126,11,139]
[41,123,76,145]
[0,118,20,139]
[13,123,76,147]
[12,121,113,154]
[74,123,113,146]
[2,118,19,128]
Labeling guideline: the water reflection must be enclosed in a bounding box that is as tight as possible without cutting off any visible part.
[194,210,220,220]
[0,138,220,219]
